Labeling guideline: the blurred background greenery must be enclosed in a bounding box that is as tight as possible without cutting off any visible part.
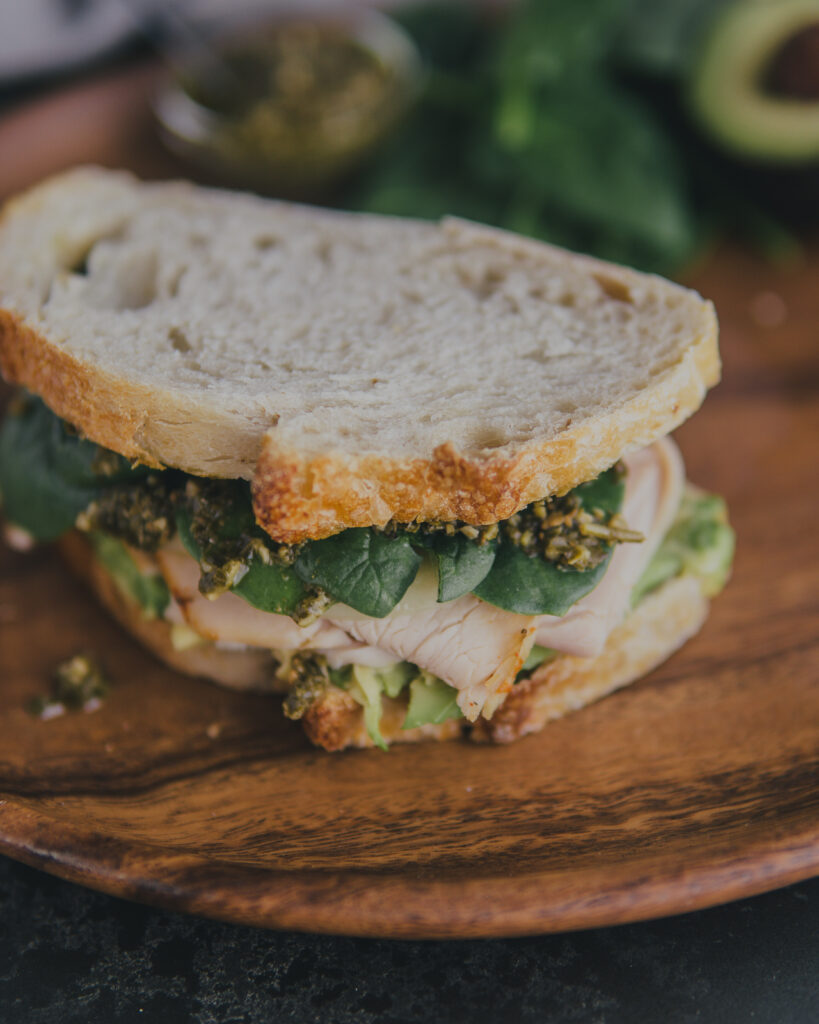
[340,0,817,275]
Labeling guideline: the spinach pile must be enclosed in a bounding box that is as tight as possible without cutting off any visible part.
[0,395,152,541]
[0,398,625,619]
[344,0,797,274]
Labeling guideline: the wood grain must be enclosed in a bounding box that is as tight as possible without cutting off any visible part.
[0,66,818,938]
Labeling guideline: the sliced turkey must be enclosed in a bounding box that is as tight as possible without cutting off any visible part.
[154,542,351,651]
[532,437,684,656]
[327,597,536,721]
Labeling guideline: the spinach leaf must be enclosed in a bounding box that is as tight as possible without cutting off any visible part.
[473,543,611,616]
[294,528,422,618]
[573,465,626,514]
[494,77,696,272]
[613,0,733,77]
[175,506,200,560]
[231,560,309,617]
[0,396,148,540]
[473,465,625,615]
[414,532,498,602]
[175,502,307,617]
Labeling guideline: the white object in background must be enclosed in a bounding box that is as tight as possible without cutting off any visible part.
[0,0,134,84]
[0,0,396,86]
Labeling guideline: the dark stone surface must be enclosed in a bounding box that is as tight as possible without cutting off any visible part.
[0,857,816,1024]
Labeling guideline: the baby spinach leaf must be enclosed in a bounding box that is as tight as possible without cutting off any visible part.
[294,529,422,618]
[415,532,498,602]
[473,543,611,615]
[574,464,626,514]
[231,560,309,616]
[175,503,307,616]
[175,506,200,560]
[473,464,625,615]
[613,0,733,77]
[0,396,147,540]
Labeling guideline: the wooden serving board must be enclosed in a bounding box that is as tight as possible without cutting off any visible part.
[0,67,818,938]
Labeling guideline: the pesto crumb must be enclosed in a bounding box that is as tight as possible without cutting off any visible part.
[281,653,330,720]
[28,653,110,719]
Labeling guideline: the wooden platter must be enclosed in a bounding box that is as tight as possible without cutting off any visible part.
[0,67,818,938]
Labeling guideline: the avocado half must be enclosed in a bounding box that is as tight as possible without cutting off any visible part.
[689,0,819,164]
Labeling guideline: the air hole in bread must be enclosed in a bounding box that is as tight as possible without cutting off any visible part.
[254,234,279,251]
[168,326,191,353]
[378,302,395,326]
[113,249,158,310]
[471,426,508,450]
[594,274,632,304]
[316,240,332,263]
[523,347,573,364]
[70,252,90,277]
[457,264,507,301]
[63,225,125,277]
[166,266,186,298]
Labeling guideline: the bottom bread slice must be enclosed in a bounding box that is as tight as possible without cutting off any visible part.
[58,532,708,750]
[58,531,280,693]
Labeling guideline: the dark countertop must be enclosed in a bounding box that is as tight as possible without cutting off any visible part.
[1,858,817,1024]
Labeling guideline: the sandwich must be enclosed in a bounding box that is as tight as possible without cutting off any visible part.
[0,168,734,750]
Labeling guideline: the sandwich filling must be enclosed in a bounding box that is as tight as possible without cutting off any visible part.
[0,395,734,746]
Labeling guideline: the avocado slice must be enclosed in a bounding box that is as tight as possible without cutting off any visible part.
[689,0,819,163]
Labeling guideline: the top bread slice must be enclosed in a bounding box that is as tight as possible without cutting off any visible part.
[0,167,719,542]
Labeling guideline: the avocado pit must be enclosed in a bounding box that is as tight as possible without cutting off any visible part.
[766,23,819,100]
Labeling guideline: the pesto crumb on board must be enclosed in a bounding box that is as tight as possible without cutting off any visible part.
[28,654,110,720]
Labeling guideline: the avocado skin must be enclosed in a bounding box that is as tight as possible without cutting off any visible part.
[688,0,819,176]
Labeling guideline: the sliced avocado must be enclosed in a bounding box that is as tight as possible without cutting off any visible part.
[689,0,819,163]
[87,531,170,620]
[403,674,463,731]
[631,488,735,607]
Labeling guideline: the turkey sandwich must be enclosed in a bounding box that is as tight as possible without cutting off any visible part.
[0,168,734,750]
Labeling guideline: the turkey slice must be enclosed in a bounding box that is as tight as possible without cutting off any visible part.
[533,438,684,656]
[328,597,536,722]
[154,542,351,651]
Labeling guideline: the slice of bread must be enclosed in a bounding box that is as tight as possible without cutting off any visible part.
[60,527,707,750]
[0,167,719,541]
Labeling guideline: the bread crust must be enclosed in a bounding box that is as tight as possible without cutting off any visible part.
[474,574,708,743]
[0,310,165,470]
[253,324,718,542]
[0,310,266,477]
